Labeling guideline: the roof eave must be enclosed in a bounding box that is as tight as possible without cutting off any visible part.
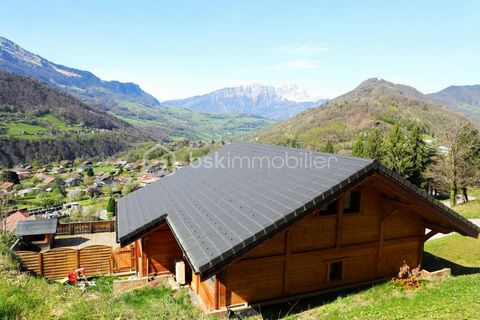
[117,214,168,246]
[377,166,480,238]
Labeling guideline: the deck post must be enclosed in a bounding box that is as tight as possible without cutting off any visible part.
[38,252,44,276]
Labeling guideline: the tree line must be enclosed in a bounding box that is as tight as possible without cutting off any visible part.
[351,123,480,206]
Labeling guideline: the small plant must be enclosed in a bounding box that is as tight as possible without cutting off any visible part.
[392,261,423,289]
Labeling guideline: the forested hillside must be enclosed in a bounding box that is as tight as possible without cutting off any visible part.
[256,78,469,152]
[0,71,148,166]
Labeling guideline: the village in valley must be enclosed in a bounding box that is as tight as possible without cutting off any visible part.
[0,141,212,230]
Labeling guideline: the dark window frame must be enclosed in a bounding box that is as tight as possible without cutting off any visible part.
[328,260,344,282]
[318,201,337,216]
[343,191,361,214]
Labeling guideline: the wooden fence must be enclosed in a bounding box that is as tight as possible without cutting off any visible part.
[56,220,116,235]
[15,244,135,280]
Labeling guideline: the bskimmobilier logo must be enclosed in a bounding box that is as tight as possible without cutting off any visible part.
[189,151,339,169]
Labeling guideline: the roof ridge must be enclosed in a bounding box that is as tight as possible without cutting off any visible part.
[231,141,375,163]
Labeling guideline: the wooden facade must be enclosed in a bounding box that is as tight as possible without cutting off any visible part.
[135,223,184,277]
[132,173,464,311]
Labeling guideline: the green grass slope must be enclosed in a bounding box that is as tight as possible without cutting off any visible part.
[278,274,480,320]
[0,250,207,320]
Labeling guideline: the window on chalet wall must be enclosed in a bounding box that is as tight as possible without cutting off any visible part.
[319,201,337,216]
[343,191,361,213]
[328,261,344,282]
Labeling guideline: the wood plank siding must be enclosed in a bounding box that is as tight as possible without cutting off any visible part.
[189,175,426,309]
[137,223,184,277]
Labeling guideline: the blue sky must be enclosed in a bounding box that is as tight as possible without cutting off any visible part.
[1,1,479,100]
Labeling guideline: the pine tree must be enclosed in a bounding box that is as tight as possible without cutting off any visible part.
[383,124,414,177]
[407,125,434,187]
[107,197,116,214]
[352,135,365,157]
[86,167,94,177]
[363,128,384,160]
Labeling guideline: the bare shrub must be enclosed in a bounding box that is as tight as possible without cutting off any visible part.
[392,260,423,289]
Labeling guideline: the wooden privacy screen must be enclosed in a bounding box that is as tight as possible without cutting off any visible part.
[42,248,78,279]
[14,251,41,274]
[15,245,136,280]
[79,245,112,276]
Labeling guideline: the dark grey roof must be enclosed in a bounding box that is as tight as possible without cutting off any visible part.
[117,142,479,278]
[117,142,376,275]
[16,218,58,236]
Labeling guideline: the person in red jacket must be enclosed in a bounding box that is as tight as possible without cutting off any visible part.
[67,268,86,285]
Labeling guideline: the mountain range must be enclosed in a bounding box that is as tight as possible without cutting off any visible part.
[0,36,158,111]
[256,78,470,152]
[164,84,327,120]
[1,36,479,165]
[0,37,325,123]
[427,85,480,120]
[0,36,276,143]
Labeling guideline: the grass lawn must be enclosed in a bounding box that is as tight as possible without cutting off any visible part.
[424,234,480,271]
[449,188,480,219]
[93,165,117,174]
[2,122,47,139]
[38,114,72,131]
[0,254,208,320]
[264,274,480,320]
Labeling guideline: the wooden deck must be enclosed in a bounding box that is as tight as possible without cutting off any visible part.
[50,232,118,251]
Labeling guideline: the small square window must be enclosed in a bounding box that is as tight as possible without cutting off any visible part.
[328,261,344,282]
[319,201,337,216]
[344,191,361,213]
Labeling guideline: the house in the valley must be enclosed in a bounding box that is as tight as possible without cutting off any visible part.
[0,210,29,232]
[0,181,15,193]
[138,174,160,186]
[65,175,82,187]
[42,176,56,185]
[35,167,48,174]
[116,143,479,313]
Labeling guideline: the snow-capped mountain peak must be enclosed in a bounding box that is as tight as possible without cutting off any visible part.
[164,84,328,120]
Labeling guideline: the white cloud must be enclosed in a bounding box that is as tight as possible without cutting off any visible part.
[273,42,329,55]
[270,59,321,70]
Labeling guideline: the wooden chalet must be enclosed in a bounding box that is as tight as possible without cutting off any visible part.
[116,143,479,312]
